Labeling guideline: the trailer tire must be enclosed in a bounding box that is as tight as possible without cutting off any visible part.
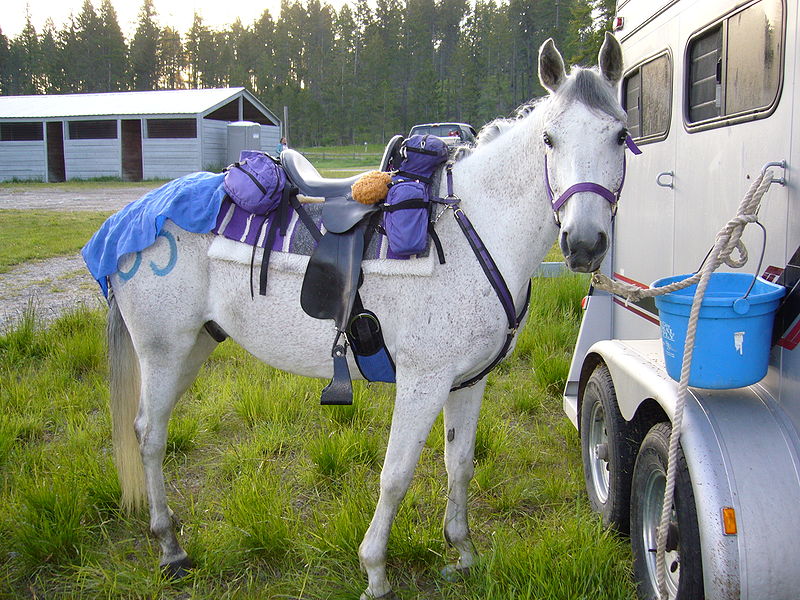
[631,422,704,600]
[580,363,635,534]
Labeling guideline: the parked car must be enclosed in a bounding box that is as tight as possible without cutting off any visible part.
[408,122,477,146]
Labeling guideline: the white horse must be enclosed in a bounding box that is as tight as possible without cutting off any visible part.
[107,35,628,599]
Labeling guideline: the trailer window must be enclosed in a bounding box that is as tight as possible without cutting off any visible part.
[686,0,783,128]
[725,0,782,114]
[622,53,671,143]
[68,120,118,139]
[146,119,197,139]
[687,26,722,122]
[0,122,44,141]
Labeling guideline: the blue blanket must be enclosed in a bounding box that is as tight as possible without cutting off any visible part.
[82,172,227,297]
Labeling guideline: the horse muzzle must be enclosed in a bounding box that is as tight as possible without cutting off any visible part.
[560,228,609,273]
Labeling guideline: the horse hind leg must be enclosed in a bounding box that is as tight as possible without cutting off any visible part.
[109,297,218,575]
[138,328,218,576]
[441,381,486,579]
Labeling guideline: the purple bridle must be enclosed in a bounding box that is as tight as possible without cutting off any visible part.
[545,135,642,225]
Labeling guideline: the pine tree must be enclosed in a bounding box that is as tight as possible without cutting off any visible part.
[0,27,11,95]
[130,0,160,90]
[74,0,103,91]
[98,0,128,91]
[158,26,185,89]
[16,10,41,94]
[252,10,277,98]
[39,19,64,93]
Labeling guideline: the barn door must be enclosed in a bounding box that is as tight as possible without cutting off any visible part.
[46,121,65,182]
[121,119,143,181]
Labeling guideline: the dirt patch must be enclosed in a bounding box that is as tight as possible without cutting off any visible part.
[0,184,160,331]
[0,183,159,212]
[0,254,107,332]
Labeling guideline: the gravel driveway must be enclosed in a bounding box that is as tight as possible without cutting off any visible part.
[0,184,159,332]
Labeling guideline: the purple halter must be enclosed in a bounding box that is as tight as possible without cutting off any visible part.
[545,135,641,225]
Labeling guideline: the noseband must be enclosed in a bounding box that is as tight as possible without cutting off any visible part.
[545,135,641,226]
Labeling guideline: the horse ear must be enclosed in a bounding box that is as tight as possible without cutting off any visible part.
[538,38,566,93]
[598,32,623,85]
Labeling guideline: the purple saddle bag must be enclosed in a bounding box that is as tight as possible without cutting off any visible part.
[223,150,286,215]
[383,135,448,256]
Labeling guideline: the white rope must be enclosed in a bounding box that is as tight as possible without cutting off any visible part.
[591,169,775,600]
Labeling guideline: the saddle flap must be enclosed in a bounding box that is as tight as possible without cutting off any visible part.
[301,225,366,326]
[322,195,380,234]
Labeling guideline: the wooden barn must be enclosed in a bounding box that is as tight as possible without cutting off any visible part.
[0,88,281,182]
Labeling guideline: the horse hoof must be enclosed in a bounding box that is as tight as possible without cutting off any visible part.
[360,591,399,600]
[441,563,470,582]
[162,556,195,580]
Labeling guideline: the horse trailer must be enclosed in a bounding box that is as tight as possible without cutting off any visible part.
[564,1,798,599]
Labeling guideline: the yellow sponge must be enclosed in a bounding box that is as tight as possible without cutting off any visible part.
[352,170,392,205]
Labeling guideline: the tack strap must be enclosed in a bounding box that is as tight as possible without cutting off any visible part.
[545,134,641,223]
[451,211,531,390]
[258,184,298,296]
[436,162,531,390]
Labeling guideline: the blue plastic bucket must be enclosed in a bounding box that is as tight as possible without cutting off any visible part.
[653,273,785,389]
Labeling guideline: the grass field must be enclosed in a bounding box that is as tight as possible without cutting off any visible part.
[0,271,635,599]
[0,210,113,274]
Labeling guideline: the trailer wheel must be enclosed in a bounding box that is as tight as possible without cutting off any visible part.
[580,363,635,533]
[631,422,704,600]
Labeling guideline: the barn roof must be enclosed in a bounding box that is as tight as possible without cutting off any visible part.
[0,88,278,122]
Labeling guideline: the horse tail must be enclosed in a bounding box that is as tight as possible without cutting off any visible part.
[107,293,146,512]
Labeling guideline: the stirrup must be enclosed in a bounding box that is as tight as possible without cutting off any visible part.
[320,336,353,406]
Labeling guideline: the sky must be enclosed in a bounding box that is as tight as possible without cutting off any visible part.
[3,0,354,39]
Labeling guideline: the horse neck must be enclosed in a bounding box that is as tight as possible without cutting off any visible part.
[448,110,557,296]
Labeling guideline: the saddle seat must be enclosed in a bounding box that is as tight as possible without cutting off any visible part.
[281,135,405,234]
[280,149,361,199]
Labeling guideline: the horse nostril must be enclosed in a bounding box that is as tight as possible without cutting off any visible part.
[596,231,608,254]
[560,230,570,254]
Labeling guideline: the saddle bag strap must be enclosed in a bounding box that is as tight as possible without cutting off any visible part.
[382,198,429,212]
[428,222,446,264]
[258,185,298,296]
[396,171,433,184]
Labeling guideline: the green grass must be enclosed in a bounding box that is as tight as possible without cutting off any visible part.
[544,242,564,263]
[0,273,635,599]
[0,178,166,189]
[0,210,113,273]
[297,143,383,177]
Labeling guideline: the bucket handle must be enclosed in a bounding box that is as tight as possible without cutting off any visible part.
[695,221,767,316]
[734,221,767,315]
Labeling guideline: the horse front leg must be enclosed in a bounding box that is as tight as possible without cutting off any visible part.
[358,370,454,600]
[135,330,217,577]
[442,380,486,578]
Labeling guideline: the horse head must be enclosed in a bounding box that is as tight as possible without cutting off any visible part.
[539,33,628,273]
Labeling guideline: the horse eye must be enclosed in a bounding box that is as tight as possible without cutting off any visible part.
[617,131,628,145]
[543,132,553,148]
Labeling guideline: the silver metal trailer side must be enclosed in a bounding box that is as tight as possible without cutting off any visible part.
[564,1,799,598]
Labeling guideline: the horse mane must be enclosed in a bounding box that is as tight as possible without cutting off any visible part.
[471,67,625,151]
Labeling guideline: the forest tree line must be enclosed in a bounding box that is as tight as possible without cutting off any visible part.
[0,0,614,146]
